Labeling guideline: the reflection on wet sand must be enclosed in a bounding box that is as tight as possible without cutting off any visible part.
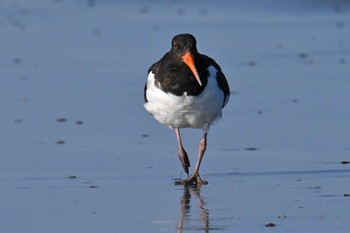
[177,186,223,232]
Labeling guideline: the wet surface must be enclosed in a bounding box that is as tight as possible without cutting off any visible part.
[1,0,350,232]
[1,167,350,232]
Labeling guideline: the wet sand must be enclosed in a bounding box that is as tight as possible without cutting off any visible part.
[1,0,350,232]
[2,168,350,232]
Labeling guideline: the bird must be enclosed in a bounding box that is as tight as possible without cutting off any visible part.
[144,33,230,185]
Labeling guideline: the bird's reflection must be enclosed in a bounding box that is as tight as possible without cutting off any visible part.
[177,185,209,233]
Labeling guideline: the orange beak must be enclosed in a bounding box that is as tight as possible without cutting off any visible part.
[181,52,202,86]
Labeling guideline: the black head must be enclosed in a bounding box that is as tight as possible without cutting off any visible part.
[169,33,202,86]
[170,33,198,57]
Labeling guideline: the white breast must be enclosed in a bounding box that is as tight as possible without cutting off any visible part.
[144,66,225,131]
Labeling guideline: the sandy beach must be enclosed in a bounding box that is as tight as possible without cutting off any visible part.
[1,0,350,232]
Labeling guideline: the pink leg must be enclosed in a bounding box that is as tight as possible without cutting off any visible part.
[175,131,208,186]
[193,132,207,176]
[175,128,190,175]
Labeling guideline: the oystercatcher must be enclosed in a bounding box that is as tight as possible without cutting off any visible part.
[144,33,230,185]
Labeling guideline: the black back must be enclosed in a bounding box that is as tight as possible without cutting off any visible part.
[144,34,230,107]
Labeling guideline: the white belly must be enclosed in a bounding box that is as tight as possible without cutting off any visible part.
[144,66,224,131]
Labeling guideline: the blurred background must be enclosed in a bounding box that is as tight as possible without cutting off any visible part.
[1,1,350,233]
[1,0,349,175]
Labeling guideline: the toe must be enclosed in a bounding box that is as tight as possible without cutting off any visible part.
[196,175,208,185]
[174,174,208,186]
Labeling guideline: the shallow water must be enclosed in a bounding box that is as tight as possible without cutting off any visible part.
[1,168,350,232]
[1,0,350,232]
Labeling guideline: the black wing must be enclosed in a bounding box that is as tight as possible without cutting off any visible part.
[201,55,230,108]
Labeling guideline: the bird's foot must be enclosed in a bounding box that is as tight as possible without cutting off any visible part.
[175,173,208,186]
